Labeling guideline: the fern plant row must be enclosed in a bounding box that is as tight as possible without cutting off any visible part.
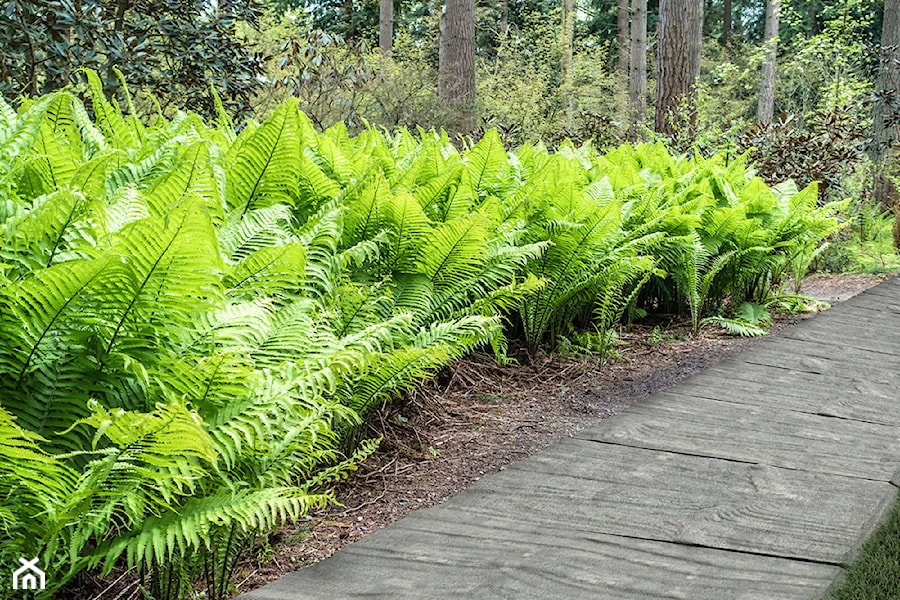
[0,81,842,599]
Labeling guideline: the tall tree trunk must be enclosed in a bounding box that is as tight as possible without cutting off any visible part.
[344,0,356,41]
[617,0,629,82]
[628,0,647,139]
[114,0,130,32]
[380,0,393,56]
[871,0,900,244]
[721,0,731,50]
[561,0,575,128]
[654,0,703,137]
[439,0,477,132]
[806,0,820,37]
[500,0,509,38]
[756,0,780,123]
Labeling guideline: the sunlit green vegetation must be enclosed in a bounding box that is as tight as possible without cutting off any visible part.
[0,80,843,597]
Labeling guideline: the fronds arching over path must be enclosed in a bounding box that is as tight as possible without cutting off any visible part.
[239,278,900,600]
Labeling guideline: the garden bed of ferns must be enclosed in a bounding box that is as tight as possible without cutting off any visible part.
[67,274,886,599]
[2,82,874,600]
[219,273,887,598]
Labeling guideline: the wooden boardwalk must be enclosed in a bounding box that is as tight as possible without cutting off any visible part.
[238,278,900,600]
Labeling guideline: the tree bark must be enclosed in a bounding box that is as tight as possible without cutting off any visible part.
[756,0,780,123]
[114,0,131,33]
[344,0,356,41]
[500,0,509,38]
[722,0,731,50]
[628,0,647,139]
[380,0,393,56]
[617,0,629,82]
[654,0,703,137]
[439,0,477,131]
[871,0,900,241]
[561,0,575,127]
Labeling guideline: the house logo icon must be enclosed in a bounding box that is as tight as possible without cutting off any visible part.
[12,557,45,590]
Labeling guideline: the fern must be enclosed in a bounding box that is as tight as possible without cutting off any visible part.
[0,89,844,600]
[701,315,768,337]
[226,100,302,216]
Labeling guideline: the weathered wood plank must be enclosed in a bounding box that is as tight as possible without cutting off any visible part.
[238,508,839,600]
[452,441,896,565]
[667,372,900,427]
[579,392,900,481]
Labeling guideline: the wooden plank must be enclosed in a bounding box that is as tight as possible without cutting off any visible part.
[578,392,900,481]
[776,330,900,357]
[238,508,839,600]
[733,348,897,379]
[667,372,900,427]
[451,441,896,565]
[774,316,900,355]
[686,362,893,399]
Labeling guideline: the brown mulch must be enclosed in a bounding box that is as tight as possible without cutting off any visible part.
[797,272,892,304]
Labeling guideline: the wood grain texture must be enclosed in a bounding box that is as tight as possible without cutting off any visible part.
[580,392,900,480]
[455,440,896,565]
[240,508,839,600]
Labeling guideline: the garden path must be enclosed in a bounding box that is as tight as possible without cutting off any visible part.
[237,278,900,600]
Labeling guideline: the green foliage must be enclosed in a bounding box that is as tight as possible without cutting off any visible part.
[0,84,841,599]
[0,1,268,118]
[702,301,772,337]
[736,109,870,198]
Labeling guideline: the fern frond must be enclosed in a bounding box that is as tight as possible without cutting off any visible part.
[464,129,510,198]
[224,243,305,299]
[92,199,223,356]
[226,100,302,216]
[415,213,489,288]
[700,315,768,337]
[91,487,331,574]
[83,69,138,150]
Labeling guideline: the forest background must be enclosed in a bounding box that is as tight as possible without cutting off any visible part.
[2,0,898,215]
[5,0,900,256]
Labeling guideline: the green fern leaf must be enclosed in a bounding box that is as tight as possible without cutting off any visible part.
[226,100,302,216]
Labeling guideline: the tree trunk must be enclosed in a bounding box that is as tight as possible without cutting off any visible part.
[344,0,356,41]
[500,0,509,38]
[806,0,820,37]
[114,0,131,32]
[380,0,393,56]
[654,0,703,137]
[722,0,731,50]
[439,0,477,132]
[871,0,900,242]
[617,0,629,82]
[628,0,647,139]
[561,0,575,128]
[756,0,780,123]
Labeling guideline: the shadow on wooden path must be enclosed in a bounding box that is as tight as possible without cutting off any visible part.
[238,278,900,600]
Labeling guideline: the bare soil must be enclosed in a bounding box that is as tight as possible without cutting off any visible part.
[229,273,892,597]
